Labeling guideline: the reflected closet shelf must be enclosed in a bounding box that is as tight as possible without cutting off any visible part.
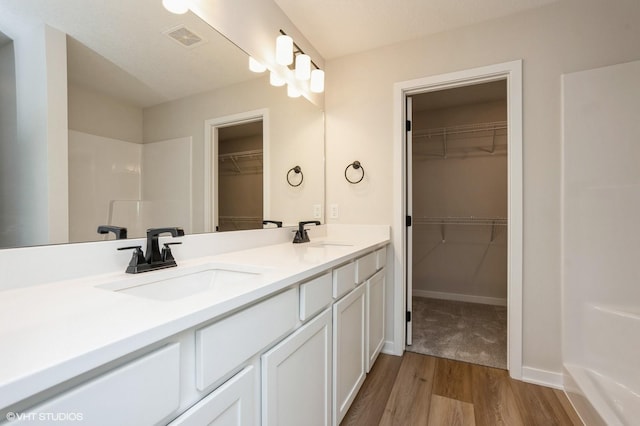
[218,149,263,175]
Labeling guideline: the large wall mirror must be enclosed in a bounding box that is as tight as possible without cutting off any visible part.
[0,0,324,249]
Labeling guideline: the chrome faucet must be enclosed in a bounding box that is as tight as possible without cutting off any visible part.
[118,227,185,274]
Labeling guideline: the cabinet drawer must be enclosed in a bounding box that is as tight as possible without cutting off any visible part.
[195,288,298,390]
[169,365,256,426]
[375,246,387,270]
[332,262,356,299]
[25,344,181,426]
[356,252,377,283]
[300,272,332,321]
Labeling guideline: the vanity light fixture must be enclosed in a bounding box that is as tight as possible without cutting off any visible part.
[162,0,189,14]
[270,71,286,87]
[249,57,267,73]
[310,69,325,93]
[276,35,294,65]
[295,54,311,81]
[270,30,325,94]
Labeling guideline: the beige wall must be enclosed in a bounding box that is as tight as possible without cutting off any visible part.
[324,0,640,373]
[68,84,143,144]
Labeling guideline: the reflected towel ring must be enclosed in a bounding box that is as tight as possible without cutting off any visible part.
[344,161,364,184]
[286,165,304,187]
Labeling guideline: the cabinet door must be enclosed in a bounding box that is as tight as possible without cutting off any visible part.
[333,284,366,426]
[169,365,256,426]
[366,270,385,373]
[262,308,332,426]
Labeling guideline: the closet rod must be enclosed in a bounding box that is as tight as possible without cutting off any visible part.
[414,216,507,226]
[413,121,507,139]
[218,149,263,161]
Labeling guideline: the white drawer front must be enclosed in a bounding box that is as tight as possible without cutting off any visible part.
[375,246,387,270]
[300,272,332,321]
[356,252,377,283]
[169,366,255,426]
[332,262,356,299]
[195,288,298,390]
[19,344,181,426]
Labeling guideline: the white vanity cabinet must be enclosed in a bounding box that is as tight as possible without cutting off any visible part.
[261,308,332,426]
[3,241,390,426]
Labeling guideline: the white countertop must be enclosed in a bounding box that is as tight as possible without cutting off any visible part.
[0,227,389,409]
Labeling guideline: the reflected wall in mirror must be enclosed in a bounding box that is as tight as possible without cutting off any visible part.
[0,0,324,249]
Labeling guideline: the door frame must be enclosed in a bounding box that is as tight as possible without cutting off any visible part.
[392,60,523,379]
[203,109,270,232]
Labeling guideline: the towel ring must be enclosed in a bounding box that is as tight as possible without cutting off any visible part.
[344,161,365,184]
[286,165,304,187]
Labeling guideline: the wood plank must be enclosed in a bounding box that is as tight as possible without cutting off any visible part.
[510,378,578,425]
[428,395,476,426]
[432,357,474,403]
[379,352,436,426]
[470,363,524,426]
[553,389,585,426]
[340,354,403,426]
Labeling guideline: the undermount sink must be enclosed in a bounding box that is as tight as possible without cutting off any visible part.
[307,242,354,248]
[98,266,264,301]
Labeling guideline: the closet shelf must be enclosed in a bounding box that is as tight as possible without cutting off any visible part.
[414,216,507,226]
[413,121,507,159]
[218,149,263,175]
[415,216,507,243]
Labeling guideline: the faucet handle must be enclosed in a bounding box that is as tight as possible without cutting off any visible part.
[162,242,182,262]
[118,246,146,272]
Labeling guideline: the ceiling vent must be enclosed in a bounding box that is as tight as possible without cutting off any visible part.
[163,25,206,49]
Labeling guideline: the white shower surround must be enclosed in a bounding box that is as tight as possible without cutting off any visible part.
[562,60,640,425]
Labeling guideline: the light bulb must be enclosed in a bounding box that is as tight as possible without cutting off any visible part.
[275,35,293,66]
[162,0,189,14]
[310,69,325,93]
[270,71,286,87]
[249,57,266,73]
[295,54,311,80]
[287,84,301,98]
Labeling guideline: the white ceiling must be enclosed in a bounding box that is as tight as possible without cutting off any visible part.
[0,0,256,108]
[274,0,561,59]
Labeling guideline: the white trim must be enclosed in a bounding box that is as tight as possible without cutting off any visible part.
[522,367,564,390]
[393,60,524,378]
[204,109,270,232]
[412,290,507,307]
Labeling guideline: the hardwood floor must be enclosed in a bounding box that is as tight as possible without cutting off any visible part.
[341,353,583,426]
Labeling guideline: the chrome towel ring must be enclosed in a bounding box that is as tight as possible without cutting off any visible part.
[344,161,364,184]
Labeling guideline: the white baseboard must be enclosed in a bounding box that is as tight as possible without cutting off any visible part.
[412,289,507,306]
[382,340,403,356]
[522,366,564,390]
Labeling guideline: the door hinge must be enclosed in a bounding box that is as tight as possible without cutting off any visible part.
[406,311,412,322]
[406,215,412,227]
[406,120,412,132]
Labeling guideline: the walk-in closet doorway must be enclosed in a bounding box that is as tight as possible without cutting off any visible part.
[407,80,508,369]
[394,60,523,378]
